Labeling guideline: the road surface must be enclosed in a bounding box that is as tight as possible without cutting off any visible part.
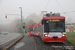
[8,33,35,50]
[0,33,21,46]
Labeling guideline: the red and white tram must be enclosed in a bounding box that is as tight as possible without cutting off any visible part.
[27,24,34,35]
[28,13,66,42]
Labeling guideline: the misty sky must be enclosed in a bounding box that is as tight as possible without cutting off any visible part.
[0,0,75,23]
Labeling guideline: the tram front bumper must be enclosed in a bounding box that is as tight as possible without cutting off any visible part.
[43,36,66,42]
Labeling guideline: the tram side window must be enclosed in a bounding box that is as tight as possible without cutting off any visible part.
[33,27,34,33]
[40,26,42,32]
[40,26,43,32]
[38,26,40,31]
[37,26,38,32]
[28,27,33,32]
[33,27,34,32]
[39,25,41,32]
[35,27,37,32]
[34,27,37,32]
[34,27,35,32]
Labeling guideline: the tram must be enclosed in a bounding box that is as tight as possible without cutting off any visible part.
[27,24,34,35]
[28,13,66,42]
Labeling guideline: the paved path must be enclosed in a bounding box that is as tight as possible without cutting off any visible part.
[0,33,21,46]
[8,33,35,50]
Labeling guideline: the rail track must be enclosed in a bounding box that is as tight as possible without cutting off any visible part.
[34,36,75,50]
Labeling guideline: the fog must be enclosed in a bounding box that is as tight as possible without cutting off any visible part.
[0,19,21,33]
[0,0,75,32]
[0,0,75,19]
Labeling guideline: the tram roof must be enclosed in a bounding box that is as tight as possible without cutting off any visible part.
[27,25,34,27]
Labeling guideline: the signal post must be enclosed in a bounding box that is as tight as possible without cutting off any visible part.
[23,23,25,36]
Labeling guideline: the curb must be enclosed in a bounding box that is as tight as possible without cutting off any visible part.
[68,41,75,46]
[67,38,75,46]
[1,35,24,50]
[68,41,75,50]
[33,36,37,50]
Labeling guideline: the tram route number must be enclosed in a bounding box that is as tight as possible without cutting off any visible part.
[51,46,75,49]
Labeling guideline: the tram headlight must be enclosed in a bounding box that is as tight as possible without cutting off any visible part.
[44,34,48,37]
[62,34,66,36]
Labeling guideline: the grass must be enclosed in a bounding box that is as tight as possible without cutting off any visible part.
[68,37,75,46]
[66,32,75,35]
[66,32,75,46]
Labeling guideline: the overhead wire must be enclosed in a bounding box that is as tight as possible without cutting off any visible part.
[44,0,65,12]
[62,11,75,14]
[56,0,75,14]
[56,0,65,12]
[44,0,50,10]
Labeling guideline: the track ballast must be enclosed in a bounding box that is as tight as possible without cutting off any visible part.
[34,36,75,50]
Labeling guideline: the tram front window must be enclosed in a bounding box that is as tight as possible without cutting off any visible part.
[44,19,65,32]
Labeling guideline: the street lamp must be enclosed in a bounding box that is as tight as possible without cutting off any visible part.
[19,7,23,36]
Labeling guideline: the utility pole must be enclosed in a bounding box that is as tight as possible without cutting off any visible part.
[19,7,23,36]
